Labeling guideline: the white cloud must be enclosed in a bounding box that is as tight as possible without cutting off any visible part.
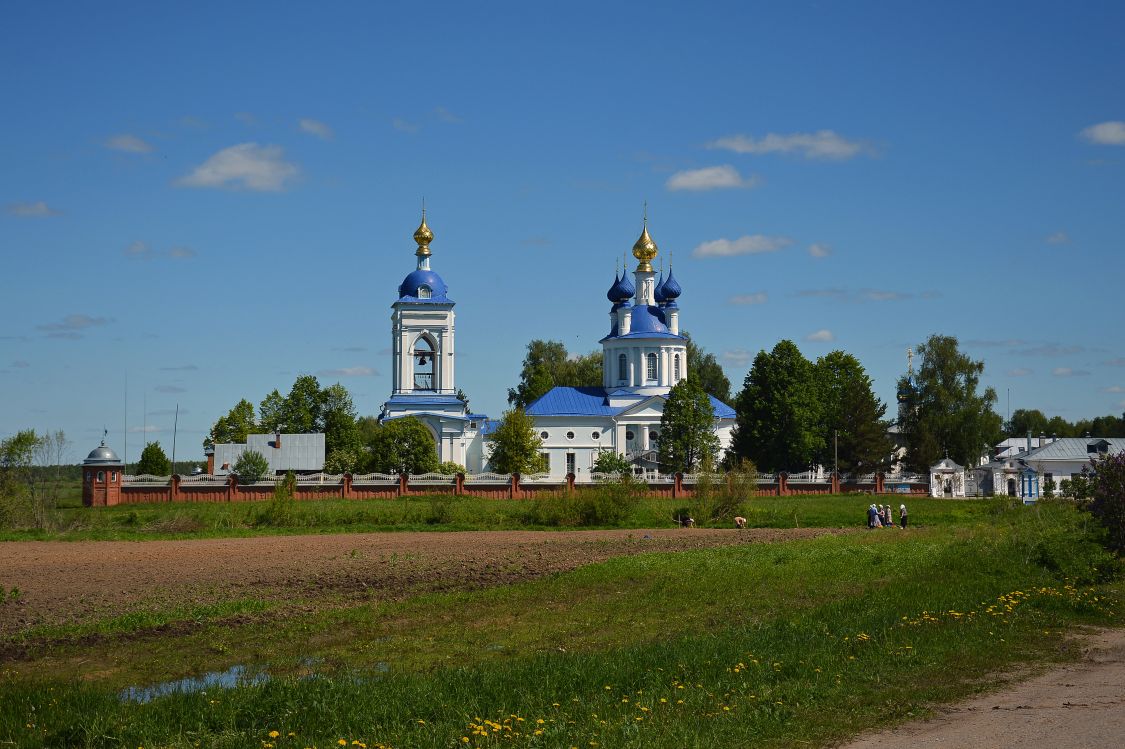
[434,106,462,123]
[729,292,768,305]
[128,424,164,434]
[707,130,870,160]
[806,329,835,343]
[1052,367,1091,377]
[124,240,152,258]
[808,243,831,258]
[1045,231,1070,245]
[1007,368,1033,377]
[177,143,299,191]
[861,290,910,302]
[1079,121,1125,146]
[105,134,153,153]
[317,366,377,377]
[6,201,61,217]
[169,246,196,259]
[693,234,793,258]
[299,118,333,140]
[159,364,198,371]
[721,349,753,367]
[1102,385,1125,393]
[36,313,113,339]
[665,165,760,191]
[1105,358,1125,367]
[393,118,420,133]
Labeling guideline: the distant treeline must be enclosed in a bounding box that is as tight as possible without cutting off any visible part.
[1006,409,1125,438]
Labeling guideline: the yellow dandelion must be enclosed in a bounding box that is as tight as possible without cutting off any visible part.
[269,732,280,739]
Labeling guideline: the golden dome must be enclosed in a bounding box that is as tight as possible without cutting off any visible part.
[632,223,658,272]
[413,212,433,257]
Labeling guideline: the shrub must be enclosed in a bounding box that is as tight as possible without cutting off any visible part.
[1088,451,1125,554]
[436,461,465,475]
[575,474,642,526]
[592,450,632,476]
[233,450,270,484]
[1042,476,1056,499]
[256,472,297,527]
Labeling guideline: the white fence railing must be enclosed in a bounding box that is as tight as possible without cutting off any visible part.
[295,472,344,484]
[408,472,456,485]
[464,472,511,483]
[123,474,170,486]
[520,472,558,484]
[178,473,226,484]
[351,472,399,484]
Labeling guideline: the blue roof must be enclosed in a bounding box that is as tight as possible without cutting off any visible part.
[654,271,667,304]
[526,386,736,420]
[627,305,669,334]
[385,394,464,407]
[397,268,452,303]
[661,267,682,300]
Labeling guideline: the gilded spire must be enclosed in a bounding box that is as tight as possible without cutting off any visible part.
[631,208,658,272]
[413,201,433,257]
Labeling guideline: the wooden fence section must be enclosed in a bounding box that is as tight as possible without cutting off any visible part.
[100,472,930,507]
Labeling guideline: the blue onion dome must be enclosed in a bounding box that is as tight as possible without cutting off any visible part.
[398,268,450,302]
[616,270,635,299]
[606,272,627,302]
[661,266,682,300]
[654,272,667,304]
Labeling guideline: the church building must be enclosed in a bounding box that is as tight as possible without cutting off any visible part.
[378,212,489,469]
[378,212,735,479]
[522,220,736,479]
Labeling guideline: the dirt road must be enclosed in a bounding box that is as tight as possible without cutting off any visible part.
[0,527,838,634]
[838,628,1125,749]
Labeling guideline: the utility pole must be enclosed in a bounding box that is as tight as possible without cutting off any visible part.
[834,429,838,480]
[171,404,179,477]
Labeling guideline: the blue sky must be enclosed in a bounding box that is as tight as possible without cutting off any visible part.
[2,1,1124,462]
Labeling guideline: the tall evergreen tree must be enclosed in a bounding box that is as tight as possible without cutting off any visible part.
[731,340,824,473]
[813,351,891,473]
[658,377,720,473]
[897,334,1003,471]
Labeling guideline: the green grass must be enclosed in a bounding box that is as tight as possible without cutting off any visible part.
[1,501,1120,748]
[0,492,996,541]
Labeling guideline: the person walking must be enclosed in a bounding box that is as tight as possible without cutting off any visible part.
[900,503,908,529]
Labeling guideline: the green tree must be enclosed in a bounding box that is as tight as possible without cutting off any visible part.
[731,340,824,473]
[364,417,439,475]
[136,441,172,476]
[436,460,465,475]
[1,430,42,528]
[897,334,1003,472]
[1088,450,1125,553]
[205,398,258,449]
[507,340,602,408]
[1007,408,1050,438]
[456,388,471,412]
[282,375,323,433]
[814,351,891,473]
[593,450,633,476]
[232,449,270,484]
[658,377,721,473]
[324,447,362,474]
[320,382,360,455]
[488,408,546,474]
[682,331,731,404]
[258,389,286,433]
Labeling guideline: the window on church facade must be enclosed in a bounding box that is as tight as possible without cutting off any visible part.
[618,353,627,382]
[646,353,657,381]
[674,354,681,381]
[418,285,431,299]
[413,337,435,391]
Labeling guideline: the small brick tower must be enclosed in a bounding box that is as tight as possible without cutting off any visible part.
[82,437,124,507]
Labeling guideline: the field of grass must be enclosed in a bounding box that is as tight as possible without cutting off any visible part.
[4,489,991,541]
[1,500,1120,748]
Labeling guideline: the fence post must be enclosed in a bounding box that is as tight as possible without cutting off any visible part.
[778,472,788,496]
[343,472,352,499]
[511,472,520,499]
[171,474,180,503]
[674,472,683,498]
[875,472,885,494]
[227,474,237,502]
[399,472,408,497]
[456,472,465,496]
[831,471,841,495]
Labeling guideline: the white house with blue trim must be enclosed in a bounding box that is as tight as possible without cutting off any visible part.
[520,221,736,479]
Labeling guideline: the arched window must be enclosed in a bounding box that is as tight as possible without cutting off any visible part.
[618,353,627,382]
[417,284,432,299]
[413,337,435,390]
[674,354,681,381]
[646,353,657,381]
[96,471,104,483]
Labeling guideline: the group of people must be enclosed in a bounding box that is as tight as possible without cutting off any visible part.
[868,503,907,529]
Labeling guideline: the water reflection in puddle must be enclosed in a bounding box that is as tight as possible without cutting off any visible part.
[119,664,269,703]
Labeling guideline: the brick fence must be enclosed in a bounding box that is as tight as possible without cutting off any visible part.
[97,472,930,507]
